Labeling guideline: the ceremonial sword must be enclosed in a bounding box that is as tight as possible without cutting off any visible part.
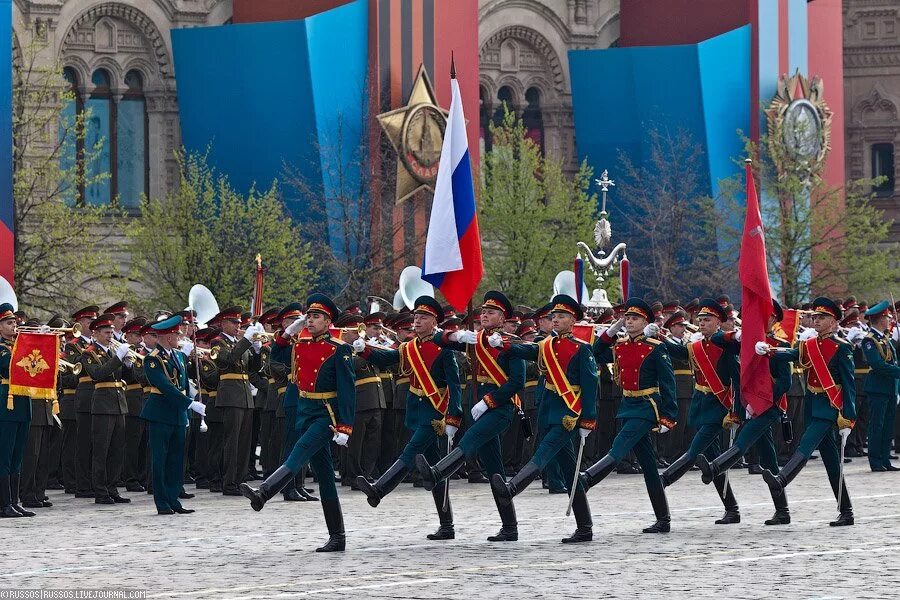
[566,433,586,517]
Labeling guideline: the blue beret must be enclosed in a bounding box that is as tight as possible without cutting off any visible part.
[865,300,891,319]
[152,315,183,333]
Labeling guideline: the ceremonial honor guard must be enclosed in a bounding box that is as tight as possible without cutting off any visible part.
[141,316,207,514]
[760,297,857,526]
[70,305,99,498]
[492,294,598,543]
[859,301,900,472]
[580,298,677,533]
[210,307,262,495]
[241,294,356,552]
[0,303,36,517]
[697,300,795,525]
[122,318,148,492]
[81,313,133,504]
[415,291,526,542]
[352,296,462,540]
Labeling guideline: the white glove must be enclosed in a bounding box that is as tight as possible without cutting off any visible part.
[892,326,900,343]
[579,428,591,439]
[451,330,478,344]
[199,418,208,433]
[188,382,198,400]
[734,329,742,342]
[249,383,258,397]
[755,341,771,355]
[605,318,625,337]
[179,340,194,356]
[643,323,660,338]
[846,327,865,344]
[488,332,504,348]
[188,400,206,416]
[689,331,704,343]
[332,432,350,446]
[243,323,260,341]
[284,316,306,336]
[352,338,366,353]
[115,343,131,360]
[251,340,263,354]
[38,325,51,333]
[471,399,489,421]
[446,425,458,443]
[839,427,851,439]
[658,425,670,434]
[799,328,817,341]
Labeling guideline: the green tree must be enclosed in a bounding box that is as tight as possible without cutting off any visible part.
[127,151,315,314]
[12,39,119,316]
[479,111,597,307]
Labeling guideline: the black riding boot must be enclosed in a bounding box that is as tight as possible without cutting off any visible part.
[765,487,790,525]
[578,454,617,491]
[762,452,807,496]
[416,447,465,492]
[828,474,854,527]
[9,475,35,517]
[296,466,318,500]
[427,480,455,540]
[240,465,295,511]
[660,452,695,487]
[357,459,407,508]
[316,498,346,552]
[712,474,740,524]
[642,484,671,533]
[487,479,518,542]
[0,476,21,518]
[561,488,593,543]
[491,461,541,507]
[698,445,743,485]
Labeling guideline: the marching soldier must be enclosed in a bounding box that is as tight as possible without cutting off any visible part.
[659,299,743,524]
[533,303,568,492]
[81,313,133,504]
[415,291,526,542]
[580,298,677,534]
[0,303,36,517]
[351,296,462,540]
[70,305,99,498]
[241,293,356,552]
[210,307,262,496]
[141,316,207,514]
[122,317,148,492]
[662,311,694,462]
[759,297,857,526]
[491,294,598,543]
[859,301,900,472]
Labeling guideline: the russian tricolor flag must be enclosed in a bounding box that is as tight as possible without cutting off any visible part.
[421,68,483,312]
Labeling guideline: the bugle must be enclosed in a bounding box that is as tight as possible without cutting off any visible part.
[17,323,83,337]
[109,340,145,365]
[59,359,82,375]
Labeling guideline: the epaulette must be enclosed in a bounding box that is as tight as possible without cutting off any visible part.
[148,349,159,357]
[327,337,348,346]
[644,337,663,346]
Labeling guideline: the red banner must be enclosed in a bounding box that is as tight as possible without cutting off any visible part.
[773,308,801,345]
[8,332,59,408]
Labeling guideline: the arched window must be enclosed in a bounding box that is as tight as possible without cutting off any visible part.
[85,68,112,205]
[117,70,148,208]
[493,86,515,127]
[480,85,492,152]
[523,87,544,154]
[59,67,84,206]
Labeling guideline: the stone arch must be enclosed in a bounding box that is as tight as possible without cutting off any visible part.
[495,75,526,109]
[856,86,899,127]
[480,26,567,97]
[88,57,122,90]
[121,56,157,89]
[594,8,620,49]
[62,55,93,92]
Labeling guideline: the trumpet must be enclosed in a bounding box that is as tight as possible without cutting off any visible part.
[59,359,82,375]
[109,340,145,365]
[17,323,83,337]
[250,331,278,342]
[194,346,219,360]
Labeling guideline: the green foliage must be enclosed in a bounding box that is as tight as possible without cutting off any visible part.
[478,110,598,307]
[127,151,315,314]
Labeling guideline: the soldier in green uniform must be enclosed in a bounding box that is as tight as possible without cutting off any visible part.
[533,303,568,493]
[580,298,678,533]
[195,327,223,491]
[255,308,281,478]
[0,304,36,517]
[122,318,148,492]
[241,293,356,552]
[57,320,80,494]
[761,297,857,526]
[662,311,694,462]
[415,291,526,542]
[492,294,598,543]
[70,305,99,498]
[141,316,207,514]
[859,301,900,471]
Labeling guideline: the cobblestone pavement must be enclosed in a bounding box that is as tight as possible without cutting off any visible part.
[3,459,900,599]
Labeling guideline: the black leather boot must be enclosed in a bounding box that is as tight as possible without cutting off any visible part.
[297,467,318,500]
[415,447,465,492]
[828,474,854,527]
[712,474,740,524]
[642,484,670,533]
[698,445,743,485]
[240,465,294,512]
[487,479,518,542]
[660,452,695,487]
[578,454,617,491]
[762,452,807,496]
[427,480,455,540]
[490,462,540,508]
[9,475,35,517]
[0,476,22,518]
[358,459,407,508]
[315,498,346,552]
[765,488,790,525]
[561,489,593,543]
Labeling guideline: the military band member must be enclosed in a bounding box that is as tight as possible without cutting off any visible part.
[140,316,206,514]
[697,300,795,525]
[81,313,133,504]
[662,311,694,462]
[210,307,262,496]
[241,294,356,552]
[58,321,80,494]
[859,301,900,472]
[491,294,598,543]
[580,298,677,534]
[415,291,526,542]
[659,299,743,524]
[1,303,36,517]
[122,317,148,492]
[759,297,857,526]
[195,327,224,492]
[104,302,130,342]
[19,319,56,508]
[70,305,100,498]
[256,308,282,478]
[352,296,462,540]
